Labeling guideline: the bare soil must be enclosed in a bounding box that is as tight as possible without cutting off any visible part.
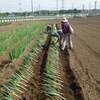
[69,16,100,99]
[58,48,84,100]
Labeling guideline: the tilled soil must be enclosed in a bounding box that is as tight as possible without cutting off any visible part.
[70,16,100,99]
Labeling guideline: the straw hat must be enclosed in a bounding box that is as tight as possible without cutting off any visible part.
[62,17,68,22]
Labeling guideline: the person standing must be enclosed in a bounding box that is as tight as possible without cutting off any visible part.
[55,24,63,47]
[45,24,52,36]
[61,17,74,50]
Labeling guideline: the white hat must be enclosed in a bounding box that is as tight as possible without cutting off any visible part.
[62,17,68,22]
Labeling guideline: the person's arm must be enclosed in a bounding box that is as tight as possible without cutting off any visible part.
[69,25,74,34]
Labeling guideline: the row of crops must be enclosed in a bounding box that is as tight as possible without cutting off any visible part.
[0,31,66,100]
[0,22,45,61]
[0,32,47,99]
[0,21,47,99]
[39,37,85,100]
[40,45,65,100]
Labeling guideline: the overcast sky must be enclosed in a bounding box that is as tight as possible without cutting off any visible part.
[0,0,100,12]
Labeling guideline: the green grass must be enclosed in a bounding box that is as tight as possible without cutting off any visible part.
[0,22,46,59]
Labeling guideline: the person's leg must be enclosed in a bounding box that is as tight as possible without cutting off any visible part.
[61,35,64,46]
[61,34,67,50]
[68,34,73,49]
[70,35,73,49]
[60,35,64,50]
[68,34,70,48]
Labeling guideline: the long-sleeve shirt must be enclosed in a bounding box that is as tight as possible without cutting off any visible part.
[61,22,73,34]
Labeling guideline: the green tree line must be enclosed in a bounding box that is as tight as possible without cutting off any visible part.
[0,9,81,17]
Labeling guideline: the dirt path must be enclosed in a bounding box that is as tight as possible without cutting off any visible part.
[59,49,75,100]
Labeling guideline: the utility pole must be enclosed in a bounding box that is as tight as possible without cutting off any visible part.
[56,0,58,15]
[82,4,85,14]
[99,3,100,15]
[72,3,74,10]
[38,4,40,16]
[62,0,64,10]
[72,3,74,16]
[99,3,100,9]
[56,0,58,11]
[88,2,91,15]
[82,4,84,11]
[31,0,33,13]
[18,0,22,12]
[99,2,100,9]
[95,0,97,10]
[94,0,97,15]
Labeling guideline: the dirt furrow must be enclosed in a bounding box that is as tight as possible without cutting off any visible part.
[73,34,100,80]
[37,34,51,100]
[59,48,84,100]
[74,34,100,58]
[76,25,100,41]
[73,24,100,56]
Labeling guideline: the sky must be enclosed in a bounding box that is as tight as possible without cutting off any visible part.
[0,0,100,12]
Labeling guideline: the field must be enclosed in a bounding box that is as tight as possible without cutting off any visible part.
[0,16,100,100]
[70,16,100,99]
